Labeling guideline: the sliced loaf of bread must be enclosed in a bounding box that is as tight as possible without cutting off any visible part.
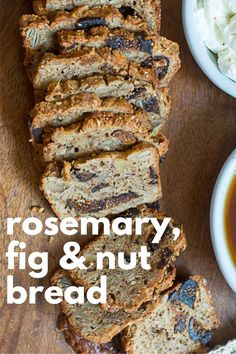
[52,266,175,344]
[33,43,180,91]
[43,75,171,129]
[122,276,220,354]
[43,112,169,162]
[68,205,186,312]
[33,0,161,32]
[41,143,162,219]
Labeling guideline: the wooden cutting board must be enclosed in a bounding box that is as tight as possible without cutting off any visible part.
[0,1,235,353]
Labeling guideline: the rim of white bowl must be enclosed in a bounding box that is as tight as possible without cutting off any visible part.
[210,149,236,293]
[182,0,236,99]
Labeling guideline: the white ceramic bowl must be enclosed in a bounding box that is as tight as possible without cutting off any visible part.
[182,0,236,99]
[210,149,236,293]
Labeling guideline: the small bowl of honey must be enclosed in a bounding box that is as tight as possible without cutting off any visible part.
[210,149,236,293]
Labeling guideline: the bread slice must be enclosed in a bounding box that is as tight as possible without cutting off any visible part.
[43,112,169,162]
[68,205,186,312]
[122,276,220,354]
[44,75,171,128]
[32,0,161,32]
[31,95,168,166]
[33,43,180,91]
[51,266,175,344]
[20,5,149,71]
[40,143,162,219]
[30,93,134,143]
[58,28,170,61]
[58,314,122,354]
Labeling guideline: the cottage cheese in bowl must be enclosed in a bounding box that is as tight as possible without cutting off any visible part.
[196,0,236,82]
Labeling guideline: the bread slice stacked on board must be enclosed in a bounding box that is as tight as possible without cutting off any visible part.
[20,1,220,353]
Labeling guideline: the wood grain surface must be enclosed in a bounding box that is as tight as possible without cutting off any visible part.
[0,1,236,353]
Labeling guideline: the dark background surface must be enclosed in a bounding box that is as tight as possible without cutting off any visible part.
[0,1,236,353]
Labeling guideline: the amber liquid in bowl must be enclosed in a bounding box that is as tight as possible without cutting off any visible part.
[224,176,236,267]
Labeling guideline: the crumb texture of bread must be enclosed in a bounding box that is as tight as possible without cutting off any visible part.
[68,205,186,312]
[41,144,162,219]
[122,276,220,354]
[16,2,206,352]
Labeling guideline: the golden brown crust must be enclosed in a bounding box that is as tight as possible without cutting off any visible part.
[45,75,167,101]
[56,29,180,92]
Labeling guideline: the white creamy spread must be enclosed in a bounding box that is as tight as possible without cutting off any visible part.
[208,339,236,353]
[196,0,236,82]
